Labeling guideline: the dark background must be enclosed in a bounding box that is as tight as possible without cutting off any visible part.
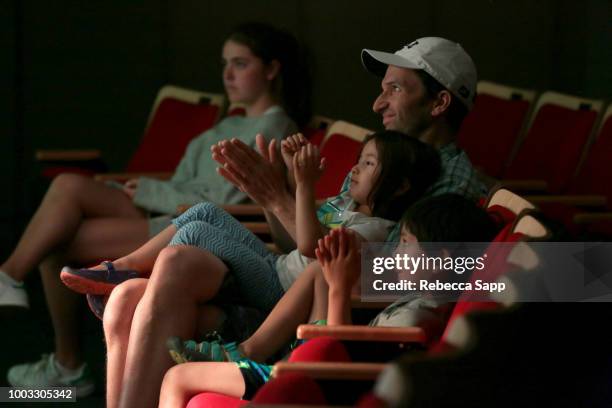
[0,0,610,405]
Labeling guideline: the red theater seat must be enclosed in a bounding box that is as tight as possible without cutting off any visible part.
[458,81,535,178]
[503,91,603,193]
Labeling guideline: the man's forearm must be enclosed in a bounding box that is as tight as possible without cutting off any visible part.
[269,190,298,244]
[264,207,296,253]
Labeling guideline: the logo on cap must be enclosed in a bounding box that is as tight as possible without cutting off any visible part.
[405,40,419,49]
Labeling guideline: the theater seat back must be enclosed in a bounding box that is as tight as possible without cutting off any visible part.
[504,92,602,193]
[126,97,221,172]
[458,83,533,177]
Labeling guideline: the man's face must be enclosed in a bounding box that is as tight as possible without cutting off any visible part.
[372,66,433,136]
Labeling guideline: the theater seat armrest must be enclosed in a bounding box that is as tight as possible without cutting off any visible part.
[94,172,173,182]
[297,324,426,343]
[499,179,548,192]
[35,149,102,161]
[526,194,607,207]
[573,212,612,224]
[272,361,386,381]
[222,204,265,216]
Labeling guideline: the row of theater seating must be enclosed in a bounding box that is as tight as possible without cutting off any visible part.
[185,188,598,407]
[36,82,612,239]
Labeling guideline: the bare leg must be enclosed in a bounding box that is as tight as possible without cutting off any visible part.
[40,254,83,369]
[1,174,145,281]
[159,362,245,408]
[240,262,322,362]
[104,279,148,408]
[104,277,228,408]
[118,246,228,408]
[38,217,150,370]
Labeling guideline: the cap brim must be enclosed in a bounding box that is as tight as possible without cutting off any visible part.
[361,49,421,77]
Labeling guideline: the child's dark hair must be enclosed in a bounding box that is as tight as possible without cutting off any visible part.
[363,130,441,220]
[401,193,498,243]
[227,22,312,127]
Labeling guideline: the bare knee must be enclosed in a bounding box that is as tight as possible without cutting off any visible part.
[103,279,147,339]
[149,246,202,289]
[161,365,186,395]
[144,247,196,305]
[49,173,91,197]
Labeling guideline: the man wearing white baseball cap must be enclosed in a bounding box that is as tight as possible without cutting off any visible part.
[359,37,485,201]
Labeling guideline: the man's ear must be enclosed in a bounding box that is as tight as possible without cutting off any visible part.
[266,60,281,81]
[430,90,452,118]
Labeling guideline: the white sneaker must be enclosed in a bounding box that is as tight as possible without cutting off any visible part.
[7,354,95,398]
[0,272,29,308]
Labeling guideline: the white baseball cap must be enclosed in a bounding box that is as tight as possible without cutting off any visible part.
[362,37,477,109]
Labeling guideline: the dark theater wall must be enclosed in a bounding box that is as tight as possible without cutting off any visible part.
[1,0,610,251]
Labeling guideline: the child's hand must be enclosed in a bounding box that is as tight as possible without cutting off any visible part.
[281,133,308,173]
[293,144,326,186]
[315,228,361,294]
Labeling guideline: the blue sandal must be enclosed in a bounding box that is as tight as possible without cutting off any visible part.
[167,332,244,364]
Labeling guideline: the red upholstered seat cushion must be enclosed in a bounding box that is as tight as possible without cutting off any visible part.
[252,373,328,405]
[457,93,531,178]
[315,133,362,199]
[186,392,248,408]
[288,336,352,363]
[126,98,220,172]
[504,104,598,193]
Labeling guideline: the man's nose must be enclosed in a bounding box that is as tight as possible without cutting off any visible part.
[373,92,387,113]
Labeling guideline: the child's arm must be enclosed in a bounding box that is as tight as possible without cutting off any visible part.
[280,133,309,194]
[315,228,362,325]
[294,144,328,258]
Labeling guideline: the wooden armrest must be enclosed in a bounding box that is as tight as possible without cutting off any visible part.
[243,222,271,235]
[297,324,426,343]
[573,212,612,224]
[526,194,607,207]
[222,204,265,216]
[350,293,391,309]
[499,179,548,192]
[94,172,173,182]
[36,149,102,161]
[272,362,386,381]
